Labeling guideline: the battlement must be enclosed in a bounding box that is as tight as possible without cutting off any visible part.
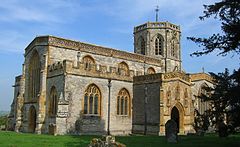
[133,73,162,84]
[47,60,146,82]
[134,21,180,33]
[133,72,191,85]
[190,73,214,83]
[13,75,22,87]
[163,72,190,83]
[25,36,163,67]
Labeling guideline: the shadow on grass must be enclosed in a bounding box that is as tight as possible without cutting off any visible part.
[64,135,100,147]
[64,134,240,147]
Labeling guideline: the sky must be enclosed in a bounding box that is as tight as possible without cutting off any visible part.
[0,0,239,111]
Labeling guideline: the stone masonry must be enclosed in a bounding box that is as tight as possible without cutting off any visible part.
[9,21,214,135]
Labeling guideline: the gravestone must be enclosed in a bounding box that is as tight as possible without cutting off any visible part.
[49,124,56,136]
[165,119,178,143]
[218,122,228,137]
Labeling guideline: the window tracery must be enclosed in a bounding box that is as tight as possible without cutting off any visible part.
[28,51,40,99]
[155,35,163,55]
[82,55,95,70]
[117,88,130,116]
[84,84,101,115]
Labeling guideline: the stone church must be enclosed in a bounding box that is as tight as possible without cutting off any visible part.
[8,21,213,135]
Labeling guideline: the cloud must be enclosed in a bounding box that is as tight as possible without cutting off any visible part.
[0,0,82,24]
[0,30,26,53]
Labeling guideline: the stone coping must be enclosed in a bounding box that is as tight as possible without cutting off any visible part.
[190,73,213,83]
[24,35,163,66]
[134,21,181,33]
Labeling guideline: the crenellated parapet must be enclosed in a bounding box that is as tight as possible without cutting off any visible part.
[133,72,191,85]
[133,73,162,84]
[25,36,163,67]
[190,73,213,83]
[47,60,145,82]
[163,72,190,83]
[47,61,64,78]
[134,21,180,33]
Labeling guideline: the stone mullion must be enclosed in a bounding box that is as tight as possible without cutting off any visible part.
[93,94,95,114]
[123,96,126,115]
[87,94,90,114]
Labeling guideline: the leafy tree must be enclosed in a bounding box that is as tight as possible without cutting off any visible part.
[188,0,240,57]
[188,0,240,134]
[0,115,8,126]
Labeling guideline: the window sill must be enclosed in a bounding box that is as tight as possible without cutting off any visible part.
[82,114,100,119]
[117,115,129,117]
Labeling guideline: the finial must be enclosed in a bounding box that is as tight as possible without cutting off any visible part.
[202,67,205,73]
[155,5,159,22]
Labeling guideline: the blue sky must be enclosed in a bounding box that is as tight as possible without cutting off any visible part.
[0,0,239,111]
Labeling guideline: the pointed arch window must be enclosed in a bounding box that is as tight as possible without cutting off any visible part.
[49,86,58,116]
[198,84,210,114]
[138,37,145,55]
[117,88,130,116]
[155,35,163,55]
[82,55,95,70]
[118,62,129,76]
[83,84,101,115]
[28,51,41,100]
[147,67,156,74]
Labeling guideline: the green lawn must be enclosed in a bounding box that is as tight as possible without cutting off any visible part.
[0,131,240,147]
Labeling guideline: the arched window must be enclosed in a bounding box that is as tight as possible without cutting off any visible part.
[84,84,101,115]
[82,55,95,70]
[155,35,163,55]
[28,51,41,99]
[198,84,209,114]
[49,86,58,116]
[28,105,36,133]
[117,88,130,116]
[118,62,129,76]
[147,67,156,74]
[138,37,145,55]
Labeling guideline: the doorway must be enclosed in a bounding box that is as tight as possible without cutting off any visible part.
[28,105,37,133]
[171,106,180,133]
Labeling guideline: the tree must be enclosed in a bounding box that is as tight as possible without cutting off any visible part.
[188,0,240,57]
[188,0,240,134]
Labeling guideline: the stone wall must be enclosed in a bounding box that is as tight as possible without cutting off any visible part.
[133,22,182,73]
[62,75,133,135]
[133,75,160,135]
[22,45,48,133]
[48,45,163,75]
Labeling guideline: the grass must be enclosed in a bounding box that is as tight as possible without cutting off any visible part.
[0,131,240,147]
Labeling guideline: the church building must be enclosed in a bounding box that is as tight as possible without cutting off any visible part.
[8,20,213,135]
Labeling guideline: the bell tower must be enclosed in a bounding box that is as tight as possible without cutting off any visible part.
[133,21,182,73]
